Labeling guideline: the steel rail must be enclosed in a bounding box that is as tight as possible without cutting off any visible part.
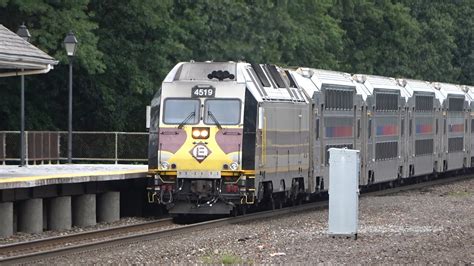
[0,218,173,262]
[0,173,471,264]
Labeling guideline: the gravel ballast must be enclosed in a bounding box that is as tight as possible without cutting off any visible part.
[41,178,473,264]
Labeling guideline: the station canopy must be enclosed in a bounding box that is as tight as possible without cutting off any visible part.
[0,24,58,77]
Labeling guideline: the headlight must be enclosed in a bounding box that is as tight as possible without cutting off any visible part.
[230,162,239,171]
[192,129,201,138]
[200,129,209,138]
[191,127,210,139]
[160,161,169,170]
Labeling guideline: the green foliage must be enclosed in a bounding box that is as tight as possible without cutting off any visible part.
[333,0,422,77]
[0,0,473,131]
[200,252,245,264]
[401,0,460,82]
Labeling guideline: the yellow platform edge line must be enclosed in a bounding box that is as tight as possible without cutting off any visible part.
[0,169,147,184]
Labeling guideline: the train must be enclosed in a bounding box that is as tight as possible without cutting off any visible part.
[147,61,474,215]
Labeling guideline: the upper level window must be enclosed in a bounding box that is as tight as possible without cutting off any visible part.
[324,85,354,110]
[204,99,241,125]
[163,99,200,124]
[448,97,464,112]
[415,95,433,111]
[375,93,398,111]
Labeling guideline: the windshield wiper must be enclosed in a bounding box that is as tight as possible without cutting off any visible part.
[207,110,222,129]
[178,111,195,129]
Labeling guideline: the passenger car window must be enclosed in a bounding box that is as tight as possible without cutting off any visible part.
[401,119,404,136]
[357,119,360,138]
[409,119,413,136]
[368,119,372,139]
[316,119,320,140]
[204,99,241,125]
[163,99,200,124]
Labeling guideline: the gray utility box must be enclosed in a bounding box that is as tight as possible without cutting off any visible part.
[328,148,360,239]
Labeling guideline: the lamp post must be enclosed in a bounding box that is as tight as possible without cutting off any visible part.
[63,31,78,163]
[17,23,31,167]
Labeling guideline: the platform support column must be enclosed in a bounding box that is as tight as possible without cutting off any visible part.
[72,194,96,227]
[18,198,43,233]
[0,202,13,237]
[97,191,120,223]
[43,200,48,230]
[49,196,72,230]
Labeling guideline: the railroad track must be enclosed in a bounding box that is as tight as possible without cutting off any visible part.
[0,218,174,264]
[0,173,471,265]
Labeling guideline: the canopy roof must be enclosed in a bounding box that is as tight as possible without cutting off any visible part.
[0,24,58,77]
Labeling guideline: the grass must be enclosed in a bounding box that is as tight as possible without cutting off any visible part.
[200,252,247,265]
[221,254,242,264]
[446,190,471,197]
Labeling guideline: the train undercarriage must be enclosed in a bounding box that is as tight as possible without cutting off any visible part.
[147,171,256,215]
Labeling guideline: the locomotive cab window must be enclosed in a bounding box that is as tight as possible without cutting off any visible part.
[163,99,200,124]
[204,99,241,125]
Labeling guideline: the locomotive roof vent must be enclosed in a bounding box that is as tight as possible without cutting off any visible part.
[298,68,313,78]
[461,85,469,93]
[207,70,235,81]
[432,82,441,90]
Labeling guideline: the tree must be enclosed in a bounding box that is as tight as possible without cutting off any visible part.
[401,0,460,83]
[0,0,472,132]
[332,0,422,78]
[0,0,103,130]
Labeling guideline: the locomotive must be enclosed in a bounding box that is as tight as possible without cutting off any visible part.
[147,61,473,215]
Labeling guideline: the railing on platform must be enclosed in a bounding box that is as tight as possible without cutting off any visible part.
[0,131,148,165]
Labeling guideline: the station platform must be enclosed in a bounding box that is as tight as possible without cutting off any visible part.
[0,164,148,189]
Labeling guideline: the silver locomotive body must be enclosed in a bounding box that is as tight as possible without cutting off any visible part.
[148,62,311,214]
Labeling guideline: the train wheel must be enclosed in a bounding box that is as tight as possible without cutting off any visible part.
[278,197,283,209]
[241,205,247,215]
[270,197,276,210]
[297,195,303,206]
[290,197,296,206]
[231,207,238,217]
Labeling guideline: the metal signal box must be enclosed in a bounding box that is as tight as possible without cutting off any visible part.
[328,148,360,239]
